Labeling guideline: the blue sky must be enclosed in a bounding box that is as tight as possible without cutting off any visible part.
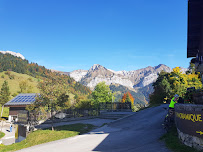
[0,0,190,72]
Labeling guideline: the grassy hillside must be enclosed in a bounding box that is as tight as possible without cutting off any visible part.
[0,71,40,97]
[0,71,75,102]
[0,53,91,96]
[0,71,77,117]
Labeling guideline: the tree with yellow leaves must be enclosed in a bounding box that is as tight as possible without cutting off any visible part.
[150,67,202,105]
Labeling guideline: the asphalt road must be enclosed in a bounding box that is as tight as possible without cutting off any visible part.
[17,104,172,152]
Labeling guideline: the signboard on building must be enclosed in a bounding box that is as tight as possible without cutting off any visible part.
[175,109,203,139]
[17,110,28,124]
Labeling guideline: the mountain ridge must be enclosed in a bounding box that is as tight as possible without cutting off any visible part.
[69,64,173,90]
[1,51,187,105]
[67,64,188,104]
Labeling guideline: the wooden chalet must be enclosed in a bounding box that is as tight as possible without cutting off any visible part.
[187,0,203,74]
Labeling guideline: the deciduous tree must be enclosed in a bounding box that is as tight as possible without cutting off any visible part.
[92,82,113,108]
[150,67,202,105]
[27,72,70,131]
[121,92,135,110]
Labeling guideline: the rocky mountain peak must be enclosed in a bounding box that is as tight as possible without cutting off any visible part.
[154,64,172,73]
[89,64,105,71]
[67,64,188,104]
[155,64,165,69]
[69,64,187,90]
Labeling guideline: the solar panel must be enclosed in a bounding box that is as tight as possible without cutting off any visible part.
[11,97,19,102]
[5,93,39,105]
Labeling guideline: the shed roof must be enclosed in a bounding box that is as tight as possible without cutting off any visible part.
[187,0,203,58]
[4,93,39,107]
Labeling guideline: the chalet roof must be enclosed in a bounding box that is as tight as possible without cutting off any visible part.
[187,0,203,58]
[4,93,39,107]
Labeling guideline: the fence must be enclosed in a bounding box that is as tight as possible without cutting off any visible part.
[25,108,100,127]
[27,103,131,126]
[100,102,132,111]
[64,109,99,118]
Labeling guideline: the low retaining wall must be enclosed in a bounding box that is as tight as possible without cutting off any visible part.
[175,104,203,150]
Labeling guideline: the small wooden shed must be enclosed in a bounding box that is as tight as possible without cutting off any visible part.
[4,93,38,122]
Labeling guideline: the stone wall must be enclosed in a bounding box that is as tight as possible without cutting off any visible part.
[175,104,203,150]
[177,128,203,150]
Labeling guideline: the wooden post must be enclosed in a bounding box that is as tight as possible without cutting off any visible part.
[0,105,4,132]
[1,105,4,118]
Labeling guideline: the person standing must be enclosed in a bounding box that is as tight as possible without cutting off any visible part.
[10,123,12,132]
[168,94,179,120]
[163,94,179,131]
[169,94,179,109]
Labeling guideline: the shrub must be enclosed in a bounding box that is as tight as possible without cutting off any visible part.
[75,99,93,109]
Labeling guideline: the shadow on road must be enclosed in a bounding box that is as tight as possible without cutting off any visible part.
[90,105,171,152]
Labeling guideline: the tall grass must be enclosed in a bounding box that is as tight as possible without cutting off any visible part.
[160,127,200,152]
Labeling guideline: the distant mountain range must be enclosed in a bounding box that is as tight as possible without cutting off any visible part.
[66,64,188,104]
[68,64,188,89]
[0,51,188,105]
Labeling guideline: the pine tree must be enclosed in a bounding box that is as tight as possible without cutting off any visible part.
[0,80,10,105]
